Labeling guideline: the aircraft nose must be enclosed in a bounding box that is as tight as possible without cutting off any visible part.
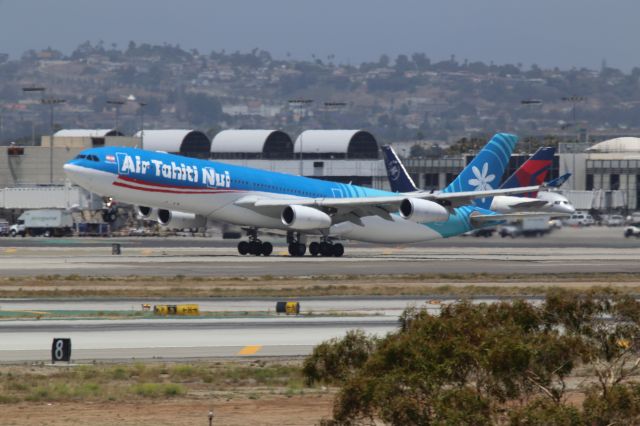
[63,162,87,186]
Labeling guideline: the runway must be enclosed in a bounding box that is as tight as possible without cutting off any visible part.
[0,245,638,277]
[0,316,397,363]
[0,227,636,363]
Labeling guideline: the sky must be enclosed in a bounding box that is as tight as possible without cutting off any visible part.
[0,0,637,70]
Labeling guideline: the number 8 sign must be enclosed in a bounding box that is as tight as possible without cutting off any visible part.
[51,338,71,363]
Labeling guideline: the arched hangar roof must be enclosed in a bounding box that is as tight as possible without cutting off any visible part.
[55,129,123,137]
[587,137,640,153]
[211,129,293,159]
[294,130,379,159]
[135,129,211,157]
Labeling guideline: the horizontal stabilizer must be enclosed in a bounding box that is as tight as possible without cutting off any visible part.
[470,211,569,225]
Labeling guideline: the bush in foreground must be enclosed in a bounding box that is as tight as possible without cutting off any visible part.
[306,289,640,425]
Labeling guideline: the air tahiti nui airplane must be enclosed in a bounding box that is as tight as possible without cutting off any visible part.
[64,133,542,257]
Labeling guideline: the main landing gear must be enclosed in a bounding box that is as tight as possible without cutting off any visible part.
[287,231,306,257]
[237,228,273,256]
[308,238,344,257]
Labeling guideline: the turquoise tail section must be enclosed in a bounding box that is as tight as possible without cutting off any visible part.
[442,133,518,209]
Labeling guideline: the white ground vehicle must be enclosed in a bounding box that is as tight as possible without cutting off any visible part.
[565,212,595,227]
[9,209,73,237]
[500,217,551,238]
[624,223,640,238]
[604,215,625,227]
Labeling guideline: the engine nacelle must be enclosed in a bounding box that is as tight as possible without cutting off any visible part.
[281,205,332,230]
[136,206,157,221]
[157,209,207,230]
[399,198,449,223]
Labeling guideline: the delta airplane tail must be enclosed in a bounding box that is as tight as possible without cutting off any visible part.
[442,133,518,208]
[500,146,554,197]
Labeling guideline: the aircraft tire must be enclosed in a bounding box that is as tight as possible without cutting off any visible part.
[238,241,249,255]
[261,242,273,256]
[309,242,320,256]
[320,242,333,257]
[249,241,262,256]
[333,243,344,257]
[296,243,306,256]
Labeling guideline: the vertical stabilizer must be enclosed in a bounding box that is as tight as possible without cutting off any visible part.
[442,133,518,208]
[381,145,418,192]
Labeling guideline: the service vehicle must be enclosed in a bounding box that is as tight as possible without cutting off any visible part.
[604,215,625,227]
[0,220,9,236]
[9,209,73,237]
[565,212,595,227]
[500,216,551,238]
[624,222,640,238]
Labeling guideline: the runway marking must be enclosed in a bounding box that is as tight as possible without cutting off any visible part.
[3,248,16,254]
[237,345,262,355]
[1,310,49,315]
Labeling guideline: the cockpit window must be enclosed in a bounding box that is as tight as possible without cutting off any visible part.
[75,154,87,159]
[77,154,100,162]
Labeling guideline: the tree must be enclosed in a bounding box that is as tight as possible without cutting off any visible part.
[309,300,585,425]
[184,93,223,126]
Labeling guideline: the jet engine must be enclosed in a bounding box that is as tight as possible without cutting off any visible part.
[399,198,449,223]
[281,205,332,230]
[135,206,158,221]
[157,209,207,230]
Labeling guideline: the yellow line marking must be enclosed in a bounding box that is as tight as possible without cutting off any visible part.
[237,345,262,355]
[2,310,49,315]
[141,249,153,256]
[4,248,16,254]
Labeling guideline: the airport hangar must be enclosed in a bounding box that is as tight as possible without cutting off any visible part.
[0,129,637,219]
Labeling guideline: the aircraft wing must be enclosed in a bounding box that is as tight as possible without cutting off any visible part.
[508,199,548,209]
[235,185,541,212]
[427,186,541,207]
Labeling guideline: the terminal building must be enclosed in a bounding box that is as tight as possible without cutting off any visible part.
[0,129,639,215]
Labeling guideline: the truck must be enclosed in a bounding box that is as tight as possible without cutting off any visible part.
[9,209,74,237]
[0,220,9,236]
[500,216,551,238]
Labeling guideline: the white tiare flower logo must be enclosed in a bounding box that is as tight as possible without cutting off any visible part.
[468,162,495,191]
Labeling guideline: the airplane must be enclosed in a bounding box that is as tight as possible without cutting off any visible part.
[382,145,575,215]
[64,133,542,257]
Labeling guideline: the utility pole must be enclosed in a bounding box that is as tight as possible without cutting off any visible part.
[322,101,347,128]
[138,101,147,147]
[288,99,314,176]
[23,87,67,183]
[106,99,125,133]
[561,96,585,191]
[22,87,46,146]
[42,97,66,184]
[520,100,543,153]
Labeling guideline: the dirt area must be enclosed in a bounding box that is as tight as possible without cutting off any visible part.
[0,361,335,425]
[2,396,334,426]
[0,273,640,298]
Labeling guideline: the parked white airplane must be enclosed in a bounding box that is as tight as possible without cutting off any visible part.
[382,145,575,215]
[64,133,541,257]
